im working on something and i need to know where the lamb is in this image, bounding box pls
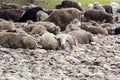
[39,31,60,50]
[39,31,80,51]
[68,30,93,44]
[56,33,79,51]
[80,23,108,35]
[29,24,47,35]
[36,11,49,21]
[84,9,113,23]
[30,21,60,34]
[65,19,81,33]
[98,23,114,35]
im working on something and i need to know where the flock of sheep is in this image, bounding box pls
[0,0,120,52]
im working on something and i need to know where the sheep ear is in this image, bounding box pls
[51,27,56,31]
[80,24,85,29]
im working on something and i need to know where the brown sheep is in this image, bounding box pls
[36,11,49,21]
[68,30,93,44]
[65,19,81,33]
[32,21,60,34]
[103,5,113,15]
[82,20,99,26]
[0,19,15,30]
[0,32,37,49]
[0,9,24,21]
[61,0,82,11]
[98,23,114,35]
[80,23,108,35]
[65,24,80,33]
[22,35,38,49]
[84,9,113,23]
[70,18,81,26]
[39,31,60,50]
[98,23,112,28]
[45,8,81,31]
[29,24,47,35]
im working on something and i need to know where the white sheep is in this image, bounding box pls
[36,11,49,21]
[39,31,60,50]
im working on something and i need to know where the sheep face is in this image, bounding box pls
[56,34,78,50]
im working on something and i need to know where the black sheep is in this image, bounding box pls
[103,5,113,15]
[55,0,82,11]
[18,7,43,22]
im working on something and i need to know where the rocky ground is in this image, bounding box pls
[0,33,119,80]
[0,5,120,80]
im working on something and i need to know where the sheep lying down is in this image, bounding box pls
[0,32,37,49]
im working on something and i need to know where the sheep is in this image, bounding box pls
[82,20,99,26]
[22,4,36,10]
[0,9,24,22]
[70,18,81,27]
[43,9,56,15]
[18,7,43,22]
[14,21,31,32]
[31,21,60,34]
[65,19,81,33]
[22,35,38,49]
[61,0,83,11]
[0,19,15,30]
[84,9,113,23]
[103,5,113,15]
[39,31,60,50]
[98,23,114,35]
[45,8,81,31]
[36,11,49,21]
[68,30,93,44]
[56,33,79,52]
[80,23,108,35]
[29,24,47,35]
[6,28,28,35]
[93,2,105,12]
[0,32,37,49]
